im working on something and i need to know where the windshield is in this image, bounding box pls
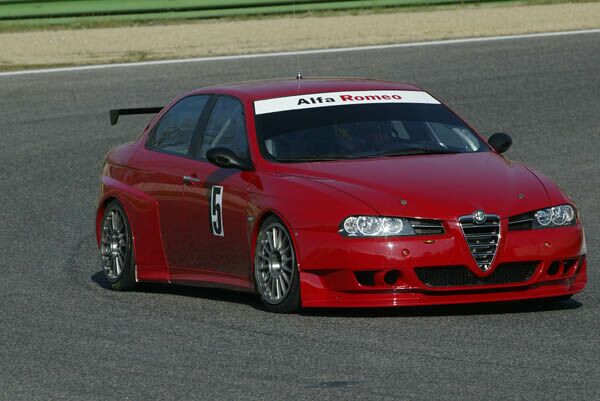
[255,103,488,162]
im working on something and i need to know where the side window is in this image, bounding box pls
[199,96,249,160]
[150,95,209,156]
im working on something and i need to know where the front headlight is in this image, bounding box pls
[341,216,416,237]
[533,204,576,228]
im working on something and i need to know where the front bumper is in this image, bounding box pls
[294,222,587,308]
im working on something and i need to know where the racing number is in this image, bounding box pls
[210,186,224,236]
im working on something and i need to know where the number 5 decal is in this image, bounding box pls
[210,186,224,236]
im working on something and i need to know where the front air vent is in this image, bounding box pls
[415,262,538,287]
[508,212,534,231]
[408,219,445,235]
[459,214,500,271]
[563,258,578,274]
[354,271,376,286]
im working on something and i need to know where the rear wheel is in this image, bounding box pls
[254,216,300,313]
[100,201,136,291]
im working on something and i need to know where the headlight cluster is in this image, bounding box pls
[341,216,416,237]
[533,205,576,228]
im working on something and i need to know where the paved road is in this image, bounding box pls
[1,32,599,401]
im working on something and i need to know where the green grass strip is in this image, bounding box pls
[0,0,496,20]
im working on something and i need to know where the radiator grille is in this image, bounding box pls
[408,219,445,235]
[415,263,538,287]
[459,214,500,271]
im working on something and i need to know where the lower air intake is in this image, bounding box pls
[415,262,538,287]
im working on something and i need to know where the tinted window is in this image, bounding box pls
[199,96,249,160]
[151,95,209,155]
[255,104,487,162]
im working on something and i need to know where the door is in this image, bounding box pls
[134,95,211,267]
[182,95,253,276]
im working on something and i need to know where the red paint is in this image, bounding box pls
[340,94,401,101]
[97,78,586,308]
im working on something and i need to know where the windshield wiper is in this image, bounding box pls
[275,154,368,162]
[376,146,460,157]
[274,147,460,162]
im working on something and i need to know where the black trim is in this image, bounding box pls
[189,95,218,159]
[109,107,163,125]
[415,262,539,287]
[408,218,446,235]
[508,211,534,231]
[193,95,251,163]
[206,147,254,171]
[145,124,159,150]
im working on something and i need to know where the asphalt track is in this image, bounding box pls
[1,32,599,400]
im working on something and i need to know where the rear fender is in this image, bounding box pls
[97,176,169,283]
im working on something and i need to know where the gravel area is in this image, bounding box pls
[1,2,600,71]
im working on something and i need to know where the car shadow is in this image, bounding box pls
[91,271,263,309]
[299,298,582,318]
[92,271,581,316]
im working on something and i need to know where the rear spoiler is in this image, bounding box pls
[109,107,163,125]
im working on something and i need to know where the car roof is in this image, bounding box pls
[189,78,424,101]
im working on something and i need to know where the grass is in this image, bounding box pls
[0,0,589,33]
[0,62,76,71]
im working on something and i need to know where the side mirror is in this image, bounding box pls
[206,147,253,171]
[488,132,512,153]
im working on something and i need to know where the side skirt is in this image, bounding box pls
[170,267,254,292]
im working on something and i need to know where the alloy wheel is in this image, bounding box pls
[101,209,130,282]
[255,222,296,304]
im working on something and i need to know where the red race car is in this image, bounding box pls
[97,78,586,313]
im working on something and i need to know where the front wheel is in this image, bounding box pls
[100,200,136,291]
[254,216,300,313]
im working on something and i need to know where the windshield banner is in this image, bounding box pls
[254,90,440,115]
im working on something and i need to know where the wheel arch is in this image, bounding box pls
[251,208,302,312]
[97,176,170,283]
[250,209,303,275]
[96,195,125,247]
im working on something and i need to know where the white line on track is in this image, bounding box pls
[1,28,600,77]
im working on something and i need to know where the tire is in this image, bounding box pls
[99,200,136,291]
[254,215,300,313]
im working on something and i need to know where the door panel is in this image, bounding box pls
[183,165,252,275]
[129,95,211,267]
[132,152,201,267]
[181,95,253,276]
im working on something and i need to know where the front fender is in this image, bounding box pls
[247,173,378,274]
[525,167,575,207]
[249,173,377,232]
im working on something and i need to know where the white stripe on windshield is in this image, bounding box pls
[254,90,440,115]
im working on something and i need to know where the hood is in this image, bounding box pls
[277,152,551,221]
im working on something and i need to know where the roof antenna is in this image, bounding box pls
[293,2,302,83]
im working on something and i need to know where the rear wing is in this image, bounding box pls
[109,107,163,125]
